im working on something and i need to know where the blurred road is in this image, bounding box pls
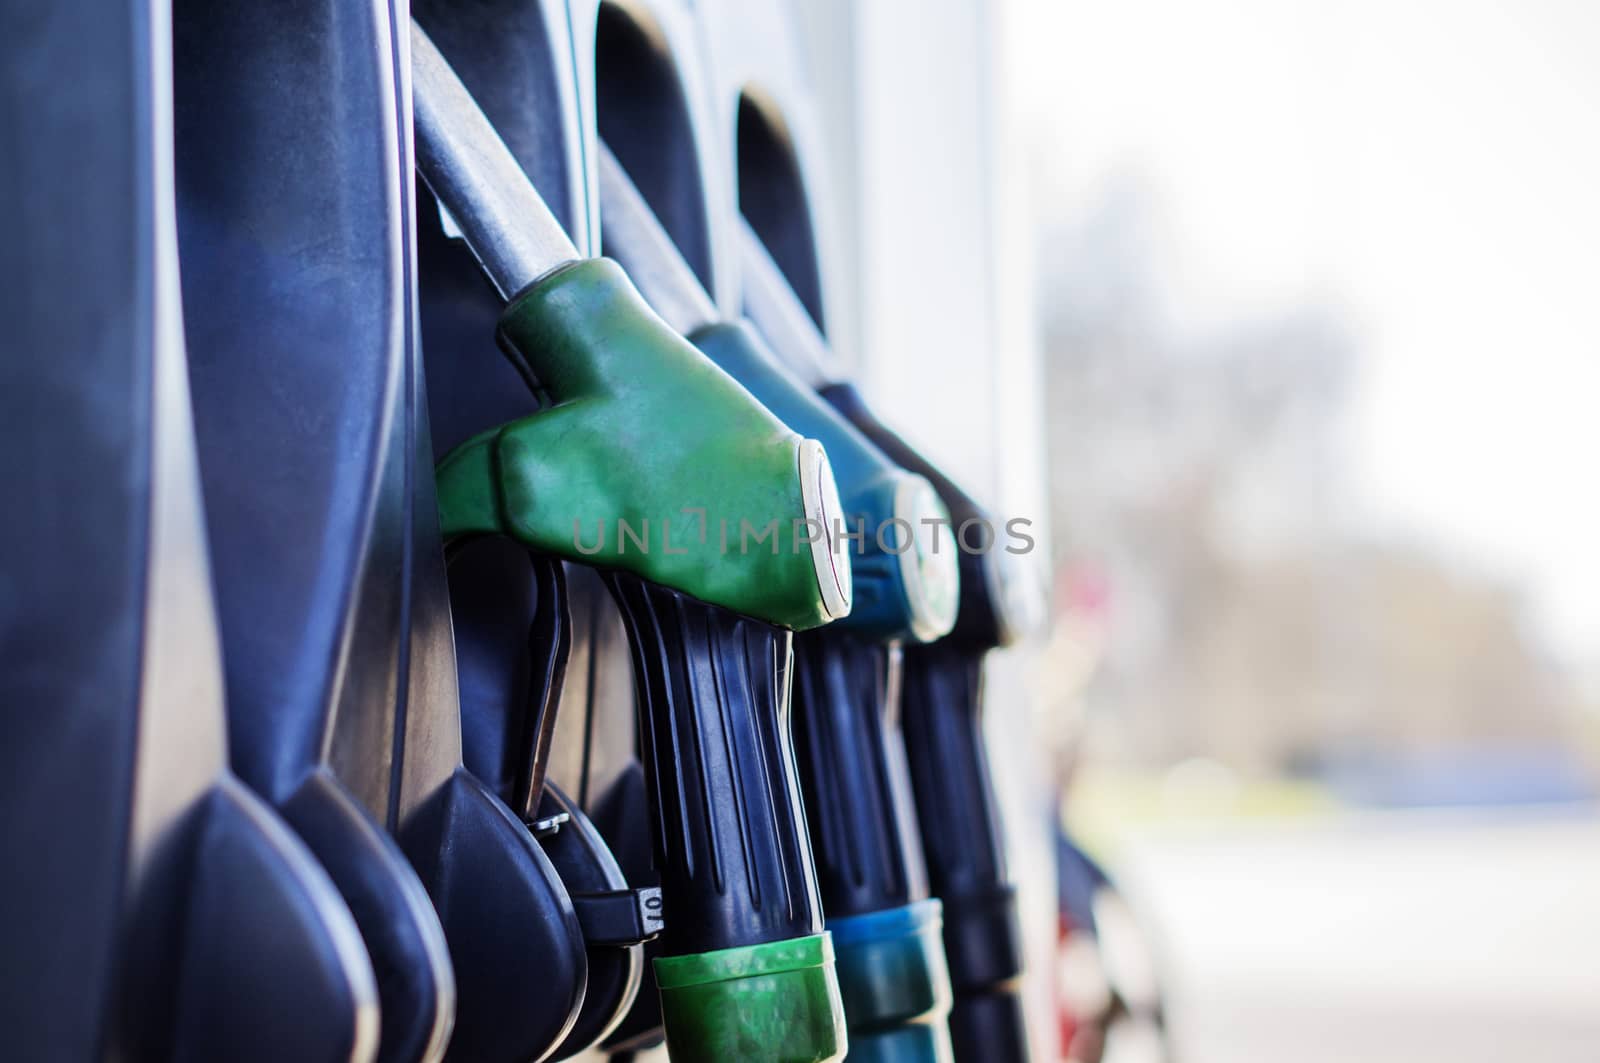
[1113,808,1600,1063]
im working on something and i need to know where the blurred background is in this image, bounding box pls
[1019,1,1600,1060]
[748,1,1600,1057]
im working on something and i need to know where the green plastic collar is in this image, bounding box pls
[654,933,847,1062]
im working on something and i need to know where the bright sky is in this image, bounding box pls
[1019,0,1600,663]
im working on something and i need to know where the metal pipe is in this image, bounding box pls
[736,216,843,387]
[409,20,575,299]
[595,141,718,336]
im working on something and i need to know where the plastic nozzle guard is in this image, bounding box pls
[692,322,958,645]
[434,258,851,631]
[654,934,846,1062]
[828,901,955,1063]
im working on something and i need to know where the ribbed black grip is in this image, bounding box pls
[603,572,823,955]
[901,649,1004,896]
[901,644,1028,1060]
[791,630,928,917]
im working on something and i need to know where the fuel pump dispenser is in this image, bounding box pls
[741,222,1041,1063]
[0,7,1051,1063]
[410,23,850,1060]
[597,142,963,1062]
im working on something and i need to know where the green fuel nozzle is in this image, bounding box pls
[411,23,849,632]
[411,26,850,1059]
[432,256,850,632]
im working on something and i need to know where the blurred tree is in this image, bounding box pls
[1037,170,1590,780]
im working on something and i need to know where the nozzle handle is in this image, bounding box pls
[602,572,848,1058]
[900,645,1029,1061]
[790,632,927,917]
[604,572,823,953]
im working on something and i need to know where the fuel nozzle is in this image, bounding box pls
[412,23,848,633]
[742,219,1044,1062]
[599,141,963,1061]
[412,26,850,1059]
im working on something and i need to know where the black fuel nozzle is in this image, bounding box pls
[742,219,1044,1062]
[818,384,1035,1062]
